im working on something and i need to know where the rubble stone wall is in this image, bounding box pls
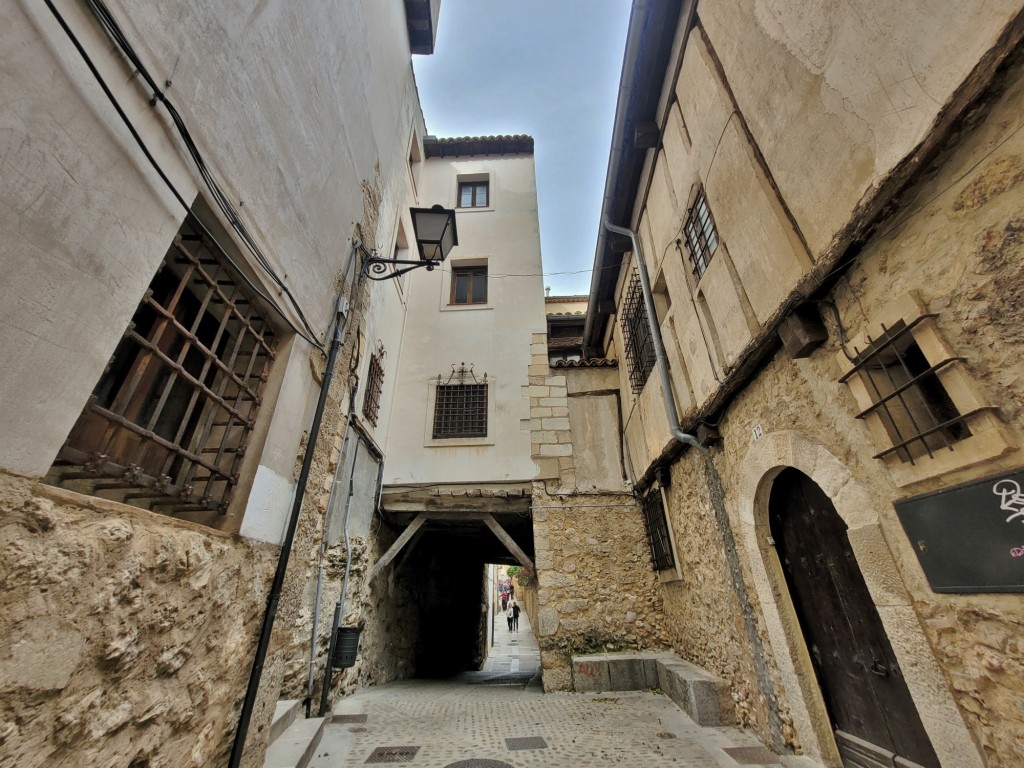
[531,487,672,692]
[0,473,278,768]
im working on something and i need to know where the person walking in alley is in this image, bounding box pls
[511,600,520,632]
[506,601,514,632]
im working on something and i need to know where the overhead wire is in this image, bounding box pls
[71,0,327,346]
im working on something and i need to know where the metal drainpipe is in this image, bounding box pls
[318,435,361,716]
[228,285,351,768]
[604,220,706,456]
[304,389,357,716]
[602,219,786,748]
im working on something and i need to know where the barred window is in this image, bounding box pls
[642,490,675,571]
[362,348,385,427]
[683,188,719,279]
[433,384,488,438]
[45,216,276,522]
[619,271,656,393]
[840,316,978,464]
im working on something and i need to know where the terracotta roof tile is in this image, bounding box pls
[423,135,534,158]
[552,358,618,368]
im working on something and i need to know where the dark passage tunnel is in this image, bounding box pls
[376,509,534,679]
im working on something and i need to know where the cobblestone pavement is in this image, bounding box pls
[310,610,812,768]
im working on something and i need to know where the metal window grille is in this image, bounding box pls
[433,384,488,438]
[683,189,719,279]
[642,490,675,571]
[838,316,988,464]
[458,181,489,207]
[362,347,385,426]
[619,271,657,393]
[45,217,276,519]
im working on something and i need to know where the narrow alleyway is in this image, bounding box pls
[307,611,813,767]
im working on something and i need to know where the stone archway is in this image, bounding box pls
[735,430,981,768]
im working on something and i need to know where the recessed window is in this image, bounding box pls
[432,383,488,438]
[362,345,385,427]
[458,180,489,208]
[45,216,277,522]
[683,188,719,279]
[451,265,487,305]
[619,271,656,393]
[840,317,976,464]
[642,490,675,571]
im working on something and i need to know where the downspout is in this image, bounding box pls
[304,385,357,716]
[603,220,705,457]
[318,434,361,716]
[603,220,786,749]
[229,251,356,768]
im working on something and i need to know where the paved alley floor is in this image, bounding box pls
[309,610,808,768]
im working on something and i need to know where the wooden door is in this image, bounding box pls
[769,469,939,768]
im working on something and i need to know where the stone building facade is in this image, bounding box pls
[562,1,1024,767]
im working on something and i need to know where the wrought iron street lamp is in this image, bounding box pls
[361,204,458,280]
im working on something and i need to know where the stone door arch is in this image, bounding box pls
[736,430,981,767]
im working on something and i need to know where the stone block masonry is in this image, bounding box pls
[524,333,576,490]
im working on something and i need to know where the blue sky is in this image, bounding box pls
[413,1,632,296]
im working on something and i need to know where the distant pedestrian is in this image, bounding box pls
[511,601,520,632]
[506,601,514,632]
[501,594,508,611]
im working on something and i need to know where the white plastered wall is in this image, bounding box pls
[386,151,546,486]
[1,0,425,542]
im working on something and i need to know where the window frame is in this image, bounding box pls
[457,180,489,208]
[450,264,488,305]
[44,215,279,527]
[837,293,1010,486]
[683,188,719,280]
[362,346,385,427]
[641,487,676,572]
[619,270,657,394]
[431,382,489,439]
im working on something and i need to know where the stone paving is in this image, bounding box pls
[309,609,814,768]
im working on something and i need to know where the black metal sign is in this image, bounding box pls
[894,469,1024,593]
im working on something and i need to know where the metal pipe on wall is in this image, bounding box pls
[603,220,706,457]
[318,435,361,716]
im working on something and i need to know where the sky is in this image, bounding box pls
[412,1,632,297]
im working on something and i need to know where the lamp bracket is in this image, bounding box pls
[361,254,437,281]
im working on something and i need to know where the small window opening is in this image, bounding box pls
[841,318,971,464]
[458,180,489,208]
[619,271,656,393]
[451,265,487,305]
[433,383,488,439]
[642,490,675,571]
[362,343,386,427]
[683,188,719,279]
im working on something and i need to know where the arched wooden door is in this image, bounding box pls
[769,468,939,768]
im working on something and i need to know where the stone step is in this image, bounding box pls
[269,699,302,747]
[571,651,735,727]
[263,715,326,768]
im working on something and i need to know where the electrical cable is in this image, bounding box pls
[41,0,324,348]
[79,0,327,345]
